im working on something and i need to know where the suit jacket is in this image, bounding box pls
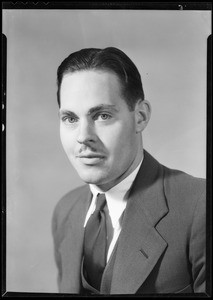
[52,151,206,294]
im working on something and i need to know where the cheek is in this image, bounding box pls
[101,122,136,157]
[60,127,75,154]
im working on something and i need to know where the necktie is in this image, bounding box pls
[83,193,111,290]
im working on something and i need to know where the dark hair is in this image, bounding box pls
[57,47,145,110]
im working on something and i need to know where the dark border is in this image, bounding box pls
[1,34,7,298]
[1,2,212,10]
[1,3,212,298]
[206,34,212,297]
[0,291,211,298]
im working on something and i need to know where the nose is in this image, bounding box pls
[77,119,97,144]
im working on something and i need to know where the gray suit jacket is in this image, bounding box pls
[52,151,206,294]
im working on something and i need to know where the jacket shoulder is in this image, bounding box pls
[163,166,206,207]
[164,166,205,190]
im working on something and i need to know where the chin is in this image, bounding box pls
[77,169,107,185]
[81,177,104,186]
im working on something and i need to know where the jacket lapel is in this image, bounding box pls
[109,151,169,294]
[59,185,91,293]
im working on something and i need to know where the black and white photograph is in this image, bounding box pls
[2,3,211,296]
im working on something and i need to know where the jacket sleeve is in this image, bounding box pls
[189,187,206,293]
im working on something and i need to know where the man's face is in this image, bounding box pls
[59,70,142,191]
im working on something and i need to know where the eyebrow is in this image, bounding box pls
[59,104,119,117]
[87,104,118,115]
[58,110,77,118]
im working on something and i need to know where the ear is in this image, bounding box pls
[134,99,151,133]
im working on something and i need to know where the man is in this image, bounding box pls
[52,47,206,294]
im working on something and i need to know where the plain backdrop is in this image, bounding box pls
[3,9,210,293]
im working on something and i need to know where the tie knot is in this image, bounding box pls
[95,193,106,212]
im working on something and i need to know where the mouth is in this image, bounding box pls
[76,154,105,165]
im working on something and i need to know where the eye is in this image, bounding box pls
[62,116,78,124]
[96,113,112,121]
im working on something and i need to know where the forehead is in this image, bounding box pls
[60,70,124,110]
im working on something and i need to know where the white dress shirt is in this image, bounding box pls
[84,157,143,262]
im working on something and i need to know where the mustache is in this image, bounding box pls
[77,145,106,156]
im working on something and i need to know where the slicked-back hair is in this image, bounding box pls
[57,47,145,110]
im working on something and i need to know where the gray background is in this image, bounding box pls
[3,9,210,293]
